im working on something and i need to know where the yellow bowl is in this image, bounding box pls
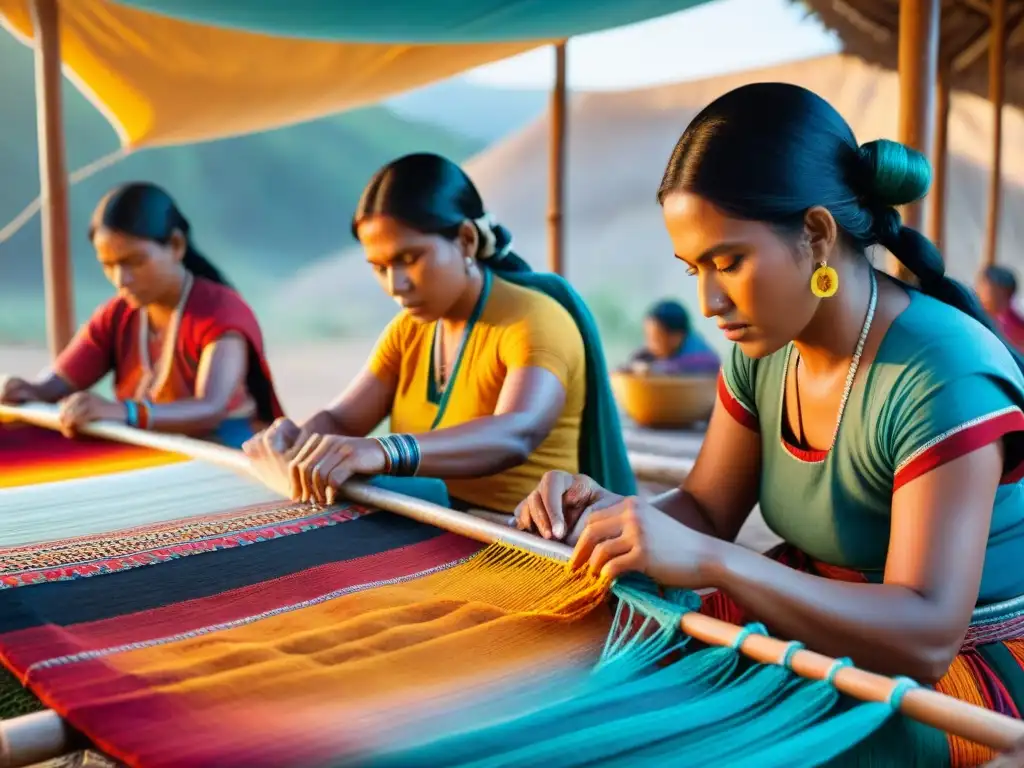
[611,370,718,429]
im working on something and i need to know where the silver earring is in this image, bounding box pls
[464,257,473,274]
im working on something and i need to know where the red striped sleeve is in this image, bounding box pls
[893,407,1024,492]
[53,299,125,391]
[717,372,759,433]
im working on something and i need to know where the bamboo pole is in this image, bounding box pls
[927,60,951,255]
[0,711,74,768]
[3,404,1024,762]
[547,41,567,276]
[627,451,693,487]
[28,0,74,359]
[983,0,1007,267]
[892,0,940,280]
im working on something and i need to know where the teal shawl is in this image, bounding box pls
[494,263,637,497]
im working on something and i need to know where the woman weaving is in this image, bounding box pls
[0,183,283,448]
[244,153,634,515]
[518,84,1024,763]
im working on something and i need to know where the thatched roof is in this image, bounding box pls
[797,0,1024,108]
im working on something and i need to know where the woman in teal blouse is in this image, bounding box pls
[515,83,1024,765]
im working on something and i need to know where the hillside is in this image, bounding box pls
[388,79,549,144]
[0,31,481,342]
[277,54,1024,360]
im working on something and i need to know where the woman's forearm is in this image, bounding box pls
[35,374,74,403]
[142,399,231,436]
[704,542,962,683]
[407,414,538,478]
[300,409,350,436]
[652,488,722,538]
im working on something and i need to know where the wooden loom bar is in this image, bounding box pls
[892,0,940,281]
[983,0,1007,267]
[28,0,75,359]
[0,710,72,768]
[547,40,567,276]
[3,404,1024,762]
[627,451,693,487]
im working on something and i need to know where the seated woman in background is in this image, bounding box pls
[625,298,719,375]
[0,182,283,448]
[517,83,1024,762]
[976,265,1024,353]
[244,152,634,517]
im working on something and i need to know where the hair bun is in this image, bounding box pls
[857,139,931,208]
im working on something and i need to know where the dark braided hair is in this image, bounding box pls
[657,82,1024,374]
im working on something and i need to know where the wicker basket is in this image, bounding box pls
[611,370,718,429]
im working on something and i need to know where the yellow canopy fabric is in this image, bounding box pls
[0,0,546,148]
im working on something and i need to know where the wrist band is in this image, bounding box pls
[373,434,421,477]
[137,400,152,431]
[124,400,139,428]
[125,400,153,430]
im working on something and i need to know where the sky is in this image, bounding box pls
[465,0,841,91]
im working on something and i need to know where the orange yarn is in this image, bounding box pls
[935,656,998,766]
[106,544,613,750]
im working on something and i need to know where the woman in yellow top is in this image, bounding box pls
[244,152,634,515]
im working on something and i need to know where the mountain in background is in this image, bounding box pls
[388,79,549,144]
[282,54,1024,357]
[0,32,485,341]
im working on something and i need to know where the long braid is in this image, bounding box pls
[860,142,1024,376]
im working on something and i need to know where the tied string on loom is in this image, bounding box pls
[358,578,933,768]
[2,404,1024,768]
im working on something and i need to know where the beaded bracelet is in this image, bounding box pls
[373,434,422,477]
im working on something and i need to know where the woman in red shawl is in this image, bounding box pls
[0,183,283,448]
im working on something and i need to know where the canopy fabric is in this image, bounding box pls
[106,0,708,43]
[0,0,545,148]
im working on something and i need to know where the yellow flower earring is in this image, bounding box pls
[811,261,839,298]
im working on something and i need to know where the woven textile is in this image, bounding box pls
[0,424,371,722]
[1,424,1020,767]
[0,419,183,489]
[0,425,609,767]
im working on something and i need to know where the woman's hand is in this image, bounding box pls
[288,434,388,505]
[569,495,722,585]
[243,417,308,459]
[512,471,626,542]
[0,376,40,405]
[57,392,127,437]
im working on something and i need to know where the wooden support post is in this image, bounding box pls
[927,60,950,255]
[30,0,74,359]
[983,0,1007,267]
[893,0,940,280]
[547,41,567,276]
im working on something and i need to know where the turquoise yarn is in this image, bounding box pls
[781,640,805,668]
[888,676,919,709]
[356,580,921,768]
[826,657,853,684]
[731,622,768,649]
